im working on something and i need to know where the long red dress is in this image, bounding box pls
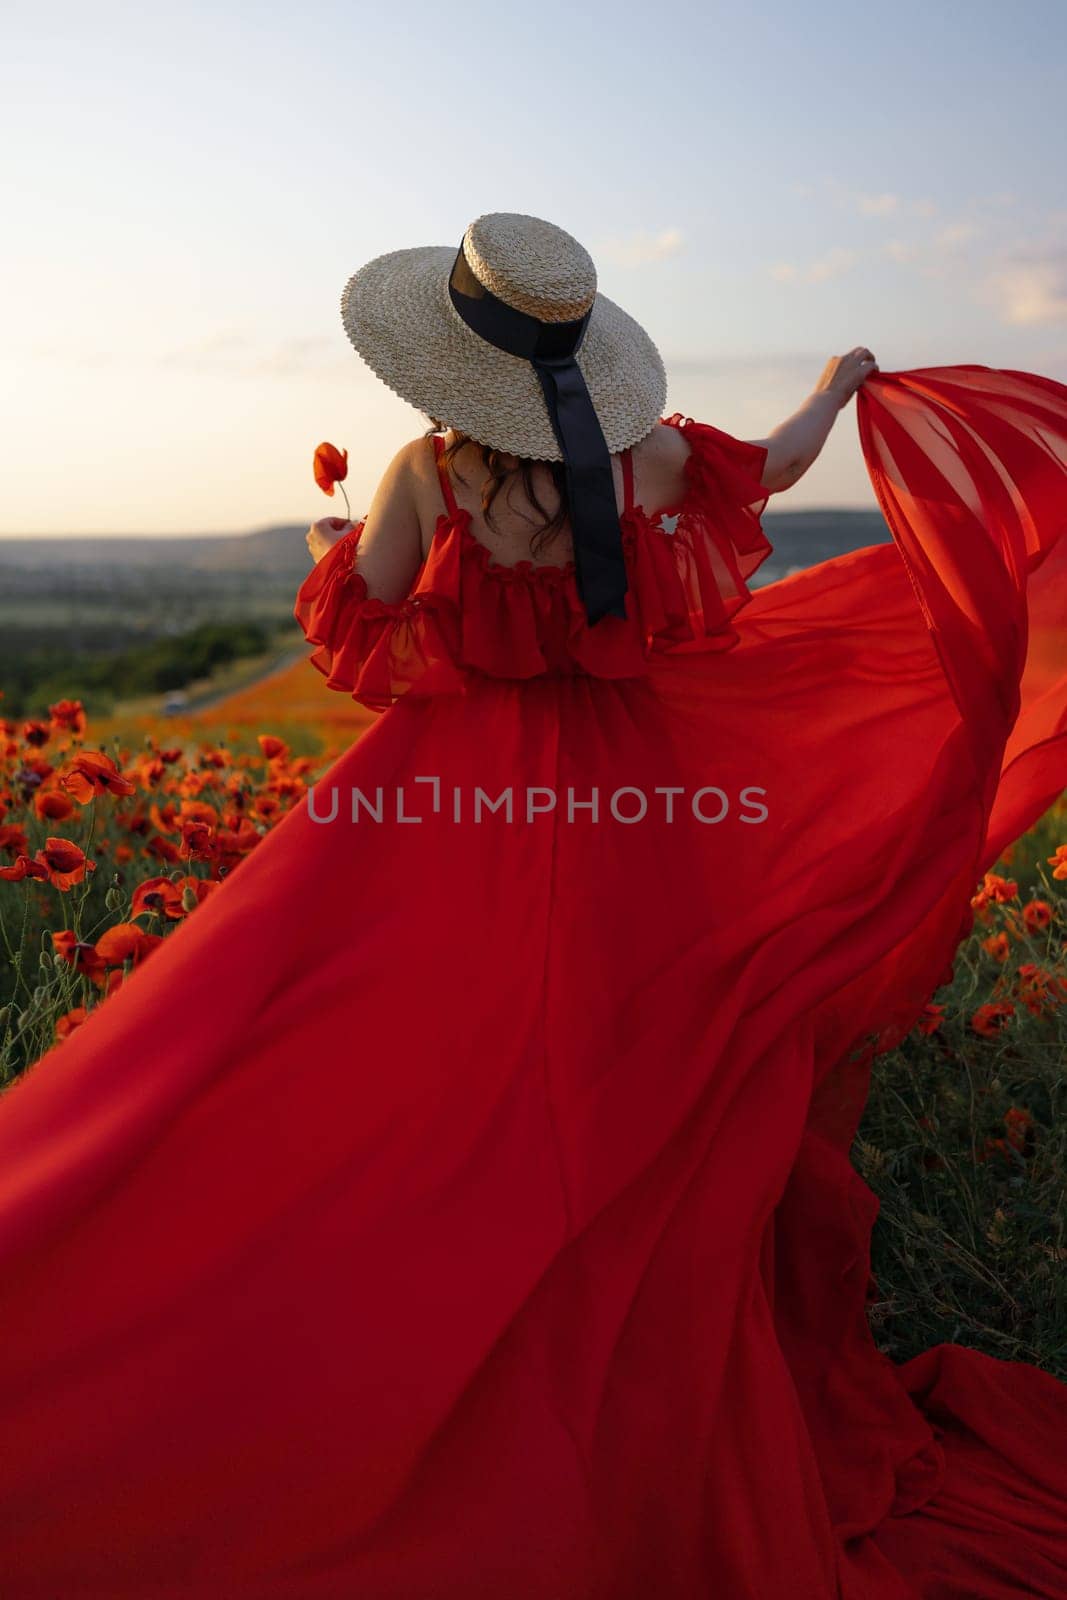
[0,367,1065,1599]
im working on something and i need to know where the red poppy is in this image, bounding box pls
[981,872,1018,904]
[258,735,289,762]
[130,876,184,919]
[178,820,216,861]
[60,751,137,803]
[34,788,75,821]
[55,1006,89,1040]
[37,837,96,889]
[0,853,49,883]
[1048,844,1067,881]
[977,1137,1013,1165]
[21,720,51,747]
[313,441,348,495]
[0,823,29,859]
[970,1001,1015,1037]
[130,874,211,920]
[94,923,153,967]
[1003,1107,1035,1153]
[52,930,107,978]
[916,1002,944,1035]
[48,699,87,737]
[1022,900,1053,933]
[145,835,182,863]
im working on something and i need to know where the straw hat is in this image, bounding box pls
[339,212,668,462]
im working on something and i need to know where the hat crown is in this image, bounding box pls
[463,212,597,325]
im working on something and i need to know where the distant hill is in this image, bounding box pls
[0,524,311,579]
[0,509,891,583]
[753,508,891,586]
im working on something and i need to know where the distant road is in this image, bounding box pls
[183,643,310,717]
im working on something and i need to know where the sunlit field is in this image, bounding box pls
[1,678,1065,1378]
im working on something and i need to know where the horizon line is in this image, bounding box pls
[0,505,885,541]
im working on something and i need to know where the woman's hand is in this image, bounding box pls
[305,516,353,564]
[814,348,879,411]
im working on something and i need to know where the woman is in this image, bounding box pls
[0,211,1064,1599]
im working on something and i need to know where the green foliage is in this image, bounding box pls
[2,620,274,717]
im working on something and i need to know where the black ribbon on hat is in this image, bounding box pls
[447,243,628,625]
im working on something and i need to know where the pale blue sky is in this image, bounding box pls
[3,0,1065,535]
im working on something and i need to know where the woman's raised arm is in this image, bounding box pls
[748,348,879,492]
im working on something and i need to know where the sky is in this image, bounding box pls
[2,0,1066,537]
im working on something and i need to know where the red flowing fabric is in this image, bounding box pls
[0,369,1065,1598]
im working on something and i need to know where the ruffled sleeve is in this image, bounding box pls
[628,414,777,655]
[293,520,466,713]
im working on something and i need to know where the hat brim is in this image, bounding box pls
[340,244,668,461]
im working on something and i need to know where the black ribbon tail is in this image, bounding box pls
[532,355,629,625]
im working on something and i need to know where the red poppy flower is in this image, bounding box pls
[34,788,75,821]
[55,1006,89,1040]
[37,836,96,889]
[0,823,29,858]
[1021,900,1053,932]
[0,853,49,883]
[21,720,51,747]
[144,835,182,863]
[48,699,87,736]
[178,820,216,861]
[258,735,289,762]
[313,442,348,495]
[60,751,137,803]
[93,923,149,967]
[970,1001,1016,1037]
[131,875,199,920]
[52,930,107,977]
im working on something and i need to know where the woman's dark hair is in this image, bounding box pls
[422,416,570,560]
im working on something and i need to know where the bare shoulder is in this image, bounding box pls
[386,434,436,479]
[630,417,691,469]
[626,418,691,509]
[377,434,438,506]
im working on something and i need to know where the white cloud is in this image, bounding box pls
[936,222,981,248]
[882,239,919,263]
[597,228,685,267]
[984,256,1067,326]
[806,247,860,282]
[767,246,860,285]
[857,192,899,216]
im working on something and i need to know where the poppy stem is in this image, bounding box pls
[338,483,351,520]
